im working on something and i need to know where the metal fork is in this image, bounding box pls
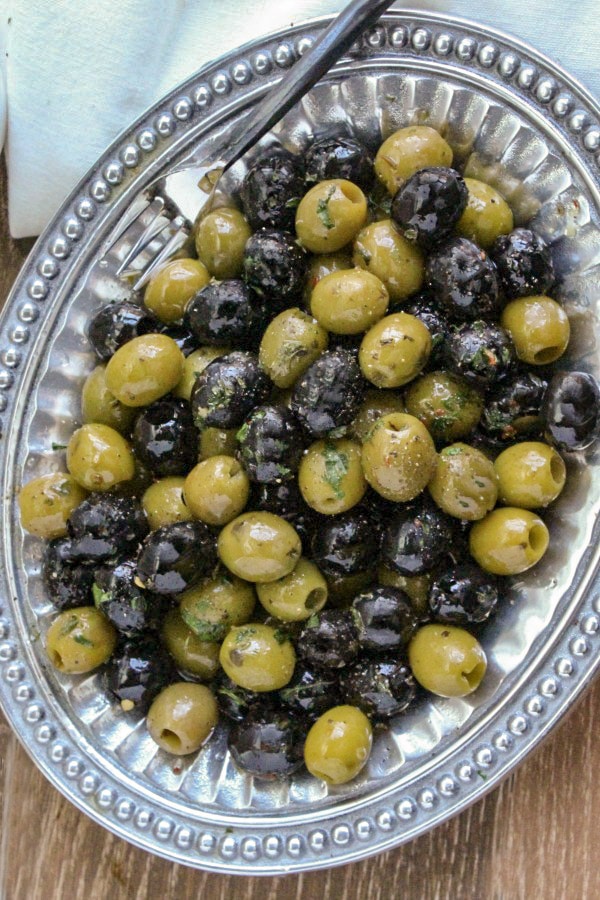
[104,0,395,290]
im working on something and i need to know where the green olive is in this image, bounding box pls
[456,178,514,248]
[161,608,221,681]
[298,438,366,515]
[174,346,229,400]
[218,512,302,582]
[404,371,484,442]
[374,126,453,195]
[219,623,296,691]
[144,258,210,323]
[353,219,425,303]
[194,207,252,279]
[377,567,430,619]
[304,250,354,306]
[428,443,498,521]
[66,423,135,491]
[198,427,238,461]
[359,312,431,388]
[352,389,406,443]
[469,507,549,575]
[19,472,87,539]
[183,455,250,526]
[296,179,368,253]
[256,557,328,622]
[408,624,487,698]
[304,705,372,784]
[494,441,566,508]
[142,477,192,529]
[258,307,329,389]
[80,365,137,433]
[105,333,184,407]
[45,607,117,674]
[179,573,256,643]
[310,269,389,335]
[361,413,437,502]
[501,295,570,365]
[147,682,218,755]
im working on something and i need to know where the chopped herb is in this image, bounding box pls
[316,185,337,230]
[273,628,289,645]
[322,442,349,500]
[92,583,111,609]
[59,614,79,637]
[51,442,68,451]
[285,196,301,210]
[236,421,249,443]
[73,634,94,647]
[444,446,463,456]
[53,480,72,496]
[327,425,347,441]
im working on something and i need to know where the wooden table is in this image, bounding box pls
[1,164,600,900]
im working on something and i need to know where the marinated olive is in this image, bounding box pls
[408,624,487,697]
[132,398,198,477]
[305,135,374,192]
[403,292,448,365]
[429,563,499,625]
[218,511,302,583]
[194,207,252,279]
[198,426,239,461]
[250,479,316,547]
[81,365,137,434]
[19,472,87,539]
[160,321,198,356]
[482,372,547,444]
[311,508,379,577]
[456,178,514,249]
[374,126,453,196]
[295,179,368,253]
[298,438,367,515]
[310,269,389,335]
[428,443,498,520]
[147,682,218,754]
[291,349,366,438]
[173,346,229,400]
[236,405,303,483]
[66,424,135,491]
[191,351,271,430]
[404,371,484,443]
[444,321,515,387]
[67,493,148,563]
[183,456,250,526]
[256,557,327,621]
[105,333,184,407]
[304,704,372,784]
[243,229,307,309]
[144,258,210,323]
[279,664,341,720]
[352,389,405,443]
[469,507,549,575]
[542,370,600,451]
[361,413,437,502]
[296,609,360,668]
[179,573,256,643]
[213,671,256,721]
[228,704,306,779]
[352,585,418,653]
[46,607,117,674]
[359,312,431,388]
[104,634,175,711]
[136,520,218,594]
[88,300,159,361]
[501,295,570,365]
[341,658,417,720]
[219,623,296,691]
[353,219,425,303]
[142,477,191,529]
[390,166,468,248]
[161,608,221,681]
[184,279,262,348]
[42,539,95,610]
[490,227,555,299]
[258,306,329,389]
[93,559,164,637]
[380,500,454,575]
[426,237,501,322]
[240,148,305,231]
[303,250,353,304]
[494,441,566,508]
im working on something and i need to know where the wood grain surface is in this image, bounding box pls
[1,163,599,900]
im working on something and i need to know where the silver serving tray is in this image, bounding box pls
[1,10,600,874]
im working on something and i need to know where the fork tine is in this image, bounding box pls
[131,217,191,291]
[102,196,153,257]
[115,201,172,275]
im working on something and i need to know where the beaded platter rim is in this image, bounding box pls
[1,9,600,873]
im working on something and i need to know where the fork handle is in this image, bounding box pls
[221,0,395,173]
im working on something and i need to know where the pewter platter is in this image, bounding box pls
[1,10,600,873]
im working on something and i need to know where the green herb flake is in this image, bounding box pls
[73,634,94,647]
[316,186,337,231]
[443,446,463,457]
[273,628,289,645]
[51,442,68,451]
[236,421,250,443]
[59,614,79,637]
[92,583,111,609]
[321,442,349,500]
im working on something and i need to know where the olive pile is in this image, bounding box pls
[19,125,599,786]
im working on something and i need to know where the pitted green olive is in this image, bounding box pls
[105,333,184,407]
[218,512,302,582]
[296,179,368,253]
[298,438,367,515]
[428,443,498,520]
[256,557,328,622]
[142,477,192,529]
[46,607,117,674]
[310,269,389,335]
[304,705,372,784]
[361,413,437,502]
[184,456,250,526]
[147,682,218,754]
[259,307,329,389]
[469,507,549,575]
[66,424,135,491]
[501,295,570,365]
[374,126,453,195]
[359,312,431,388]
[494,441,566,508]
[161,608,221,681]
[81,365,136,433]
[19,472,87,539]
[179,573,256,643]
[408,624,487,698]
[144,258,210,323]
[353,219,424,303]
[194,207,252,279]
[456,178,514,248]
[219,623,296,691]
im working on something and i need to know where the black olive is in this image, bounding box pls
[542,370,600,451]
[444,321,516,387]
[236,404,304,482]
[104,635,175,712]
[479,371,547,443]
[380,501,455,575]
[67,494,149,563]
[279,664,341,720]
[42,538,95,610]
[136,521,217,594]
[296,609,360,668]
[429,562,499,626]
[403,291,449,364]
[426,237,501,321]
[213,671,259,722]
[311,508,380,578]
[93,559,166,637]
[250,480,316,546]
[183,279,263,348]
[291,349,366,438]
[490,227,555,299]
[352,586,418,653]
[228,704,306,779]
[391,166,468,249]
[240,148,306,231]
[243,230,307,312]
[132,398,198,477]
[305,135,374,192]
[159,322,198,356]
[191,351,271,430]
[341,658,417,720]
[88,300,160,361]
